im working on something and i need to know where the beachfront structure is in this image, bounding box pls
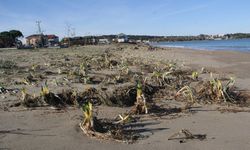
[117,33,128,43]
[26,34,47,48]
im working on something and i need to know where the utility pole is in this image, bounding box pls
[71,28,76,37]
[36,21,44,47]
[66,24,71,38]
[36,21,42,34]
[66,24,71,47]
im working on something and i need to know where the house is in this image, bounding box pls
[46,34,59,47]
[98,38,110,44]
[26,34,59,48]
[26,34,47,48]
[117,33,128,43]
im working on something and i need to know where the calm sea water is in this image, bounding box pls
[151,39,250,52]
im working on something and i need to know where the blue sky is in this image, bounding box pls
[1,0,250,38]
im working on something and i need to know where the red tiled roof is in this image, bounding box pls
[47,35,58,39]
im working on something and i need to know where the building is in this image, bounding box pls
[26,34,47,48]
[60,36,97,46]
[98,38,110,44]
[47,34,59,47]
[117,33,128,43]
[26,34,59,48]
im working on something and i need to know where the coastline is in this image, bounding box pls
[150,39,250,52]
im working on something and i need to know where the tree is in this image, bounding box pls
[9,30,23,40]
[0,30,23,48]
[0,31,11,38]
[0,31,12,47]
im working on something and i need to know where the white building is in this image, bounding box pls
[117,33,128,43]
[98,39,110,44]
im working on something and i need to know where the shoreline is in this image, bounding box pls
[154,44,250,53]
[150,38,250,53]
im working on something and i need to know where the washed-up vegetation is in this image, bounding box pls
[1,44,249,143]
[168,129,207,143]
[0,59,17,69]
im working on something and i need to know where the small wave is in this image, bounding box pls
[151,40,250,52]
[158,45,185,48]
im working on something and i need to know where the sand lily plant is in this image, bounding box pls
[133,82,148,114]
[81,102,94,130]
[176,86,195,104]
[192,71,199,80]
[209,77,236,103]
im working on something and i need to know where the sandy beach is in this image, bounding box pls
[1,43,250,150]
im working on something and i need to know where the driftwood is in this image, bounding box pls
[168,129,206,142]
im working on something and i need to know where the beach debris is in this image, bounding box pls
[79,102,142,143]
[151,71,172,86]
[201,67,205,73]
[192,71,199,80]
[79,87,104,106]
[0,87,7,94]
[19,82,78,108]
[20,88,43,107]
[40,83,77,108]
[176,86,195,104]
[0,86,19,94]
[78,62,88,76]
[168,129,206,143]
[114,114,133,124]
[152,70,164,86]
[2,43,249,145]
[168,62,177,72]
[196,76,238,104]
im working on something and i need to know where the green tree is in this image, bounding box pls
[9,30,23,40]
[0,31,11,38]
[0,30,23,48]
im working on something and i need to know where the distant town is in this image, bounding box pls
[1,26,250,49]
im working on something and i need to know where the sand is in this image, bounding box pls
[0,44,250,150]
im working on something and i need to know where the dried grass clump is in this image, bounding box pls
[175,76,245,105]
[79,102,142,143]
[20,88,44,107]
[20,83,79,108]
[196,77,239,104]
[175,86,195,104]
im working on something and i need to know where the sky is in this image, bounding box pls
[1,0,250,38]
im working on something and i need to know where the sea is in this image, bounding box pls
[151,39,250,52]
